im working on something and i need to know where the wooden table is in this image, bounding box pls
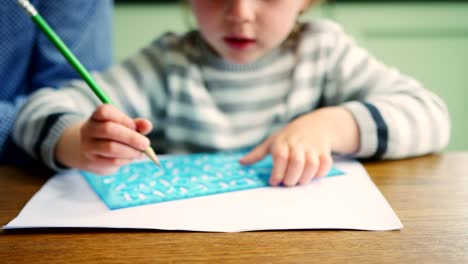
[1,153,467,263]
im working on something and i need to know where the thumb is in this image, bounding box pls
[239,137,272,165]
[134,118,153,135]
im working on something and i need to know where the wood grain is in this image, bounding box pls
[1,153,467,263]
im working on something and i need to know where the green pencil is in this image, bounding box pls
[17,0,161,167]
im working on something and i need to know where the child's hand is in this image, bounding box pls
[239,107,360,187]
[56,104,153,175]
[240,115,333,187]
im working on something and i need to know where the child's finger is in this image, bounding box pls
[298,151,320,185]
[282,146,306,187]
[87,121,150,151]
[91,104,136,130]
[239,137,271,165]
[269,144,289,186]
[315,155,333,178]
[134,118,153,135]
[87,139,145,160]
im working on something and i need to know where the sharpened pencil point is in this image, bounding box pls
[143,147,161,168]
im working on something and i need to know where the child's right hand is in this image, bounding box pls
[56,104,152,175]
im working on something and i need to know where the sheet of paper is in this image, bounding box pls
[4,158,403,232]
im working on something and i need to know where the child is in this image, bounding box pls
[13,0,450,187]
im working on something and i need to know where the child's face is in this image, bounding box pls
[190,0,310,64]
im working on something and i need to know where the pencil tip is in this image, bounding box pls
[143,147,161,168]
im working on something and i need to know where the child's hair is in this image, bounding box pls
[302,0,326,14]
[180,0,194,31]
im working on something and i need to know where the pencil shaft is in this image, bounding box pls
[31,14,113,104]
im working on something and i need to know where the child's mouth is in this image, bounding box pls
[223,36,256,50]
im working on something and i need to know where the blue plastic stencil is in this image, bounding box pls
[81,151,345,210]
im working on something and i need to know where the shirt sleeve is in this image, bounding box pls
[0,98,25,160]
[323,23,450,159]
[31,0,113,89]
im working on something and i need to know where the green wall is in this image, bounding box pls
[114,3,468,151]
[114,4,187,61]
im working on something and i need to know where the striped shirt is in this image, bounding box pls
[13,19,450,171]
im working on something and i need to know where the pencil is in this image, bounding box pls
[17,0,161,167]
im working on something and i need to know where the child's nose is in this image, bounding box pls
[225,0,255,23]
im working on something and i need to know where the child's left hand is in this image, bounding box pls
[239,107,359,187]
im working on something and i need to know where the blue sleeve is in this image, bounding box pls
[0,97,28,162]
[31,0,113,89]
[0,101,20,150]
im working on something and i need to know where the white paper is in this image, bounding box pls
[4,159,402,232]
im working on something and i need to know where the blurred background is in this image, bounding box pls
[113,0,468,152]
